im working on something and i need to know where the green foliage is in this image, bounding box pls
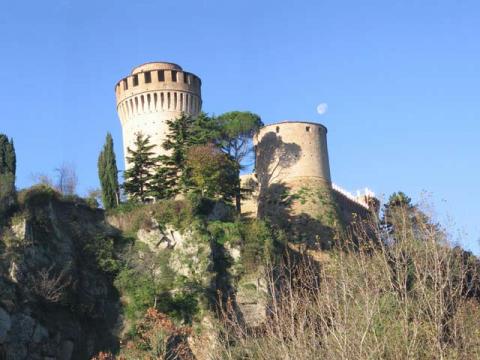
[17,184,59,208]
[207,221,242,245]
[155,113,219,199]
[216,111,263,166]
[84,234,122,274]
[0,134,17,223]
[114,242,201,324]
[123,133,158,202]
[382,191,437,241]
[0,134,16,176]
[185,144,238,201]
[239,219,278,272]
[216,111,263,211]
[98,133,120,210]
[151,200,196,231]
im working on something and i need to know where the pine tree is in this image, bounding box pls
[157,114,196,196]
[217,111,263,212]
[98,133,120,210]
[123,133,157,202]
[154,113,221,198]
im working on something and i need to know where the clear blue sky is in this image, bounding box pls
[1,0,479,252]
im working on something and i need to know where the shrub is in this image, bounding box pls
[17,184,59,208]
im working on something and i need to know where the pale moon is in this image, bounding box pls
[317,103,328,115]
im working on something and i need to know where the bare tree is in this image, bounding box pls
[55,162,78,195]
[31,265,71,303]
[30,172,54,187]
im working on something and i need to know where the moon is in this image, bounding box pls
[317,103,328,115]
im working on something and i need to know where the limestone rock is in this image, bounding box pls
[137,222,183,253]
[32,323,48,343]
[0,307,11,343]
[57,340,74,360]
[9,314,35,343]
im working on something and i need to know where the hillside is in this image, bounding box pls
[1,185,480,359]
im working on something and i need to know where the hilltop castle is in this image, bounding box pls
[115,62,377,246]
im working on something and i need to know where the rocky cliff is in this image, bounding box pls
[0,187,122,359]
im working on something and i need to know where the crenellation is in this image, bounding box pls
[115,62,202,168]
[115,62,377,246]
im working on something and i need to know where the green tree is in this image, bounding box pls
[0,134,16,175]
[98,133,120,209]
[185,144,237,200]
[0,134,16,222]
[155,113,218,197]
[124,133,157,202]
[382,191,437,242]
[217,111,263,211]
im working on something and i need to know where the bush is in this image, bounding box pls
[83,235,122,275]
[17,184,59,208]
[239,219,279,273]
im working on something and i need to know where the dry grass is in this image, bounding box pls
[215,206,480,360]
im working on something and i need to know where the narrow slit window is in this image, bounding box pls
[276,126,280,133]
[133,75,139,86]
[183,73,189,84]
[144,71,151,83]
[123,79,128,90]
[171,71,177,82]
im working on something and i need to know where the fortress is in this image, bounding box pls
[115,62,202,161]
[115,62,377,246]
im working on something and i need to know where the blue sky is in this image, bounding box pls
[1,0,479,252]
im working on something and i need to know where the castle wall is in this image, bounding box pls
[115,62,202,168]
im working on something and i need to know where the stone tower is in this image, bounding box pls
[254,121,331,189]
[251,121,342,247]
[115,62,202,168]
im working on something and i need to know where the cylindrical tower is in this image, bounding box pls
[115,62,202,168]
[254,121,331,188]
[254,121,341,248]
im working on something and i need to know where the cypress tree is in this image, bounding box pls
[0,135,15,175]
[123,133,157,202]
[0,134,16,223]
[98,133,120,210]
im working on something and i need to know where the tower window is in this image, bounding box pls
[171,71,177,82]
[144,71,151,83]
[123,79,128,90]
[183,73,189,84]
[158,70,165,81]
[306,126,310,132]
[133,74,139,86]
[276,126,280,133]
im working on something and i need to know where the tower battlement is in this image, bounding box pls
[115,62,202,168]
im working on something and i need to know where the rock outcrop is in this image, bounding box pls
[0,194,121,359]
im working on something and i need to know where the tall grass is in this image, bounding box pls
[216,205,480,359]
